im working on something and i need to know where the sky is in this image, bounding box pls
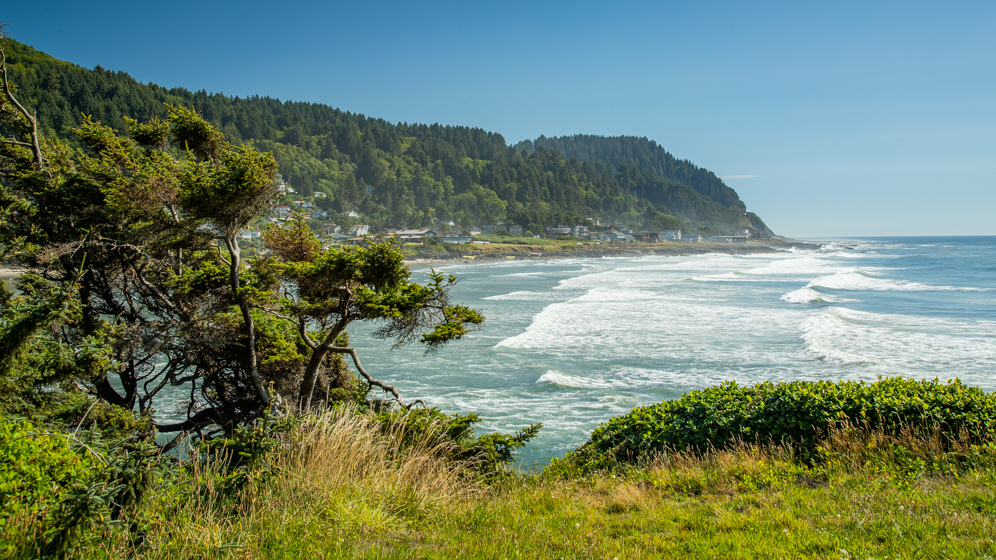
[3,0,995,236]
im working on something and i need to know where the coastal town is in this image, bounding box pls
[238,174,766,251]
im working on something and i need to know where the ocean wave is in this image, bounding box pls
[808,268,990,292]
[535,370,628,389]
[780,287,830,304]
[483,290,556,301]
[800,307,996,369]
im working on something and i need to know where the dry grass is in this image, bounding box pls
[45,418,996,559]
[88,408,478,559]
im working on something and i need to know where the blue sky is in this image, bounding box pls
[4,1,994,236]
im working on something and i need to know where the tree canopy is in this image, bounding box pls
[1,38,765,235]
[0,48,483,444]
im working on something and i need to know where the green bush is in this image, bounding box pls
[374,407,540,477]
[0,419,91,526]
[553,378,996,474]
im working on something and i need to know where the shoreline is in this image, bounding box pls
[404,238,822,266]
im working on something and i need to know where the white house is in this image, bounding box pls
[347,224,370,236]
[662,230,682,241]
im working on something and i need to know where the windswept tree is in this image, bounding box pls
[0,47,483,442]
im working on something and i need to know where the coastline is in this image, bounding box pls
[404,238,821,266]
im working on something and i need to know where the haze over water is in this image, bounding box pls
[347,237,996,466]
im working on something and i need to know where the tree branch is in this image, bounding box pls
[327,346,423,410]
[0,50,47,174]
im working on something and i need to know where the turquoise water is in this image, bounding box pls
[347,237,996,467]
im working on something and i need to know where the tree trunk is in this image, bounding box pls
[225,234,268,406]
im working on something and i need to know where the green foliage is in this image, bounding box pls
[517,134,747,213]
[372,407,540,477]
[1,38,763,233]
[555,378,996,474]
[0,419,91,529]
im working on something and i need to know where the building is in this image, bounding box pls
[508,225,523,236]
[274,205,292,219]
[707,235,747,243]
[239,229,262,241]
[662,230,682,241]
[547,226,573,239]
[347,224,370,236]
[683,234,702,243]
[606,231,635,243]
[572,225,589,238]
[482,225,498,235]
[469,227,482,236]
[343,210,359,218]
[325,233,350,245]
[441,236,472,244]
[393,228,432,243]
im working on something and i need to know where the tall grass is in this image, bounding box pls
[83,408,477,559]
[27,416,996,558]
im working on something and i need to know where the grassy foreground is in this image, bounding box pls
[10,410,994,559]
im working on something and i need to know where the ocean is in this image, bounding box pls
[346,237,996,467]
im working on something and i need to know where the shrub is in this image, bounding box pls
[372,407,541,477]
[0,419,91,529]
[552,378,996,474]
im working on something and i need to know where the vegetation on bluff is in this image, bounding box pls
[2,31,993,559]
[552,378,996,475]
[1,38,760,234]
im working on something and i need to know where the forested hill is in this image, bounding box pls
[2,38,767,234]
[514,135,745,213]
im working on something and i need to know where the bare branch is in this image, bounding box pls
[328,346,423,409]
[0,50,47,174]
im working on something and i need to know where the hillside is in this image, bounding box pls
[1,38,768,235]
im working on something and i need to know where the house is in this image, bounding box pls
[274,205,292,219]
[469,227,482,236]
[707,235,747,243]
[606,232,635,243]
[441,236,472,244]
[344,237,367,246]
[482,225,498,235]
[572,225,589,238]
[393,228,432,243]
[239,229,262,241]
[662,230,682,241]
[546,226,573,239]
[633,232,652,243]
[343,210,359,218]
[347,224,369,236]
[294,200,316,209]
[683,234,702,243]
[508,225,523,235]
[325,233,350,245]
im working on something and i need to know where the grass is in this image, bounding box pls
[41,412,996,559]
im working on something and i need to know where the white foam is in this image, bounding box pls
[801,307,996,371]
[781,287,831,304]
[483,291,557,301]
[809,268,989,292]
[536,371,629,389]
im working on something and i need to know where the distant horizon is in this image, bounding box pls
[3,0,994,237]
